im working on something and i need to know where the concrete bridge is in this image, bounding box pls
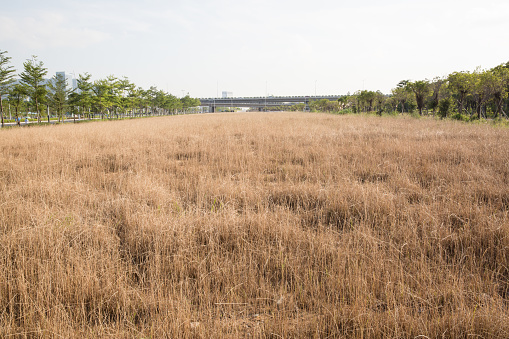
[198,95,343,112]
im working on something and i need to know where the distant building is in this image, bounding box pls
[222,91,233,98]
[56,71,78,91]
[4,71,78,99]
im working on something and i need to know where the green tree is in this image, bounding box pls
[397,80,410,88]
[309,99,328,112]
[438,97,452,119]
[108,76,121,118]
[117,77,136,118]
[8,84,28,125]
[154,89,168,115]
[290,103,305,111]
[181,94,200,112]
[138,88,151,116]
[92,76,117,119]
[391,86,413,113]
[76,73,94,119]
[448,71,473,115]
[427,77,445,116]
[164,92,182,114]
[348,92,360,113]
[325,100,340,113]
[0,50,16,127]
[337,96,348,110]
[407,80,430,115]
[47,73,71,122]
[489,67,509,118]
[145,86,158,115]
[128,87,143,117]
[20,56,48,123]
[68,91,80,121]
[470,69,490,119]
[357,90,376,112]
[374,91,386,115]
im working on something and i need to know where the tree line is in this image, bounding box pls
[3,50,508,124]
[295,61,509,120]
[0,51,201,127]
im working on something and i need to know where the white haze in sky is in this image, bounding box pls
[1,0,508,98]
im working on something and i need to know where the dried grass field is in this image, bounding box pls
[1,112,509,338]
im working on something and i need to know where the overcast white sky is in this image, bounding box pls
[1,0,508,98]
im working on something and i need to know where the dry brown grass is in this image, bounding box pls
[1,112,509,338]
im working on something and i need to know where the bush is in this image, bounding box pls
[438,98,451,118]
[451,112,470,122]
[335,108,353,115]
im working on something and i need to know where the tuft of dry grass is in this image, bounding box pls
[1,112,509,338]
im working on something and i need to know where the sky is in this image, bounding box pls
[1,0,508,98]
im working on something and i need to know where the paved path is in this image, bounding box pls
[1,118,96,128]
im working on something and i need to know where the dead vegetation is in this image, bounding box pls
[1,112,509,338]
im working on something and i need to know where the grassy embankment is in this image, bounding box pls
[1,112,508,338]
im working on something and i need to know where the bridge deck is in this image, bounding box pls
[199,95,343,108]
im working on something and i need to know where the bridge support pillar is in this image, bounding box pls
[304,100,310,112]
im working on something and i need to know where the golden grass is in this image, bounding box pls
[1,112,509,338]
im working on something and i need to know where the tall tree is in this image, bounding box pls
[375,91,386,115]
[47,73,71,122]
[337,96,348,110]
[448,71,472,116]
[76,73,93,119]
[92,76,117,119]
[117,77,135,118]
[0,50,16,127]
[471,69,490,119]
[391,86,412,113]
[181,94,200,112]
[147,86,158,115]
[67,91,80,121]
[349,91,360,113]
[164,92,182,114]
[20,56,48,123]
[427,77,444,116]
[153,89,167,115]
[8,84,28,125]
[358,90,376,112]
[407,80,430,115]
[138,88,151,116]
[438,97,452,119]
[127,86,142,117]
[490,67,509,118]
[106,76,121,119]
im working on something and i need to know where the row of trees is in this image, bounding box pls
[307,61,509,120]
[3,50,508,124]
[0,51,201,127]
[258,98,346,113]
